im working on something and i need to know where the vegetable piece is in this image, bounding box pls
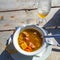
[25,48,31,52]
[22,31,29,37]
[25,46,32,52]
[20,41,27,49]
[33,32,37,35]
[29,42,35,48]
[25,37,29,42]
[19,40,24,44]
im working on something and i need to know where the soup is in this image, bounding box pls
[18,29,43,52]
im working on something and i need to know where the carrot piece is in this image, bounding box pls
[25,48,31,52]
[25,46,32,52]
[27,46,32,50]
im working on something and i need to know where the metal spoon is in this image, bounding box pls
[44,34,60,38]
[43,34,60,47]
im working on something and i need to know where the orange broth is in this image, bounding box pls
[18,29,43,52]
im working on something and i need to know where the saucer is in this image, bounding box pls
[6,35,52,60]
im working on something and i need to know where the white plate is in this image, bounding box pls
[7,35,52,60]
[32,45,52,60]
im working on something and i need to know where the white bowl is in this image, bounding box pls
[13,25,48,56]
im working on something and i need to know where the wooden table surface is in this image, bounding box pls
[0,0,60,60]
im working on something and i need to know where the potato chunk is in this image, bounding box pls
[20,42,27,49]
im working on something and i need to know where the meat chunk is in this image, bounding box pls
[29,42,35,48]
[22,31,29,37]
[25,37,29,42]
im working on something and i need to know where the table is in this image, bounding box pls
[0,0,60,60]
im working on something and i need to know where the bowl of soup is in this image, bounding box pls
[13,25,47,56]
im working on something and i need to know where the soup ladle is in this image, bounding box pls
[43,34,60,47]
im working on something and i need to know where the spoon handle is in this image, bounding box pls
[44,34,60,38]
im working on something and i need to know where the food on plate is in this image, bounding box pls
[18,28,43,52]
